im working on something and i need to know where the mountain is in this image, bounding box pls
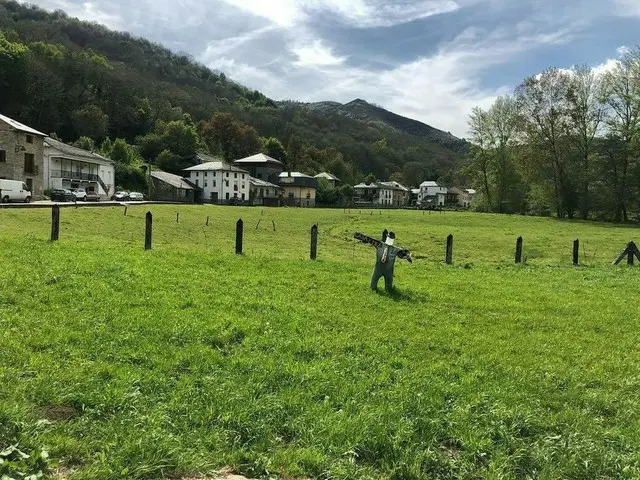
[305,98,468,154]
[0,0,468,185]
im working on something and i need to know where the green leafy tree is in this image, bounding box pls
[73,136,95,151]
[71,104,109,140]
[109,138,139,165]
[262,137,288,163]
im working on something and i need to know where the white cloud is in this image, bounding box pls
[613,0,640,18]
[219,0,460,28]
[292,40,346,66]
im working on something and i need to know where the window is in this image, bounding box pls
[204,182,208,187]
[242,174,245,179]
[226,172,229,178]
[225,180,229,187]
[260,188,264,197]
[241,193,245,201]
[204,172,208,177]
[288,192,294,198]
[195,179,199,186]
[234,193,238,198]
[234,173,237,178]
[233,184,238,191]
[213,172,216,177]
[24,153,35,174]
[306,192,311,199]
[0,150,6,162]
[242,183,245,189]
[196,172,199,177]
[26,135,33,144]
[226,192,230,200]
[213,181,216,187]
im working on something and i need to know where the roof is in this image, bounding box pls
[234,153,283,165]
[151,170,199,190]
[411,189,420,194]
[277,171,314,179]
[249,176,280,188]
[315,172,340,181]
[420,181,441,188]
[44,137,113,164]
[380,181,409,192]
[0,114,46,136]
[465,188,477,194]
[354,182,376,189]
[184,154,249,174]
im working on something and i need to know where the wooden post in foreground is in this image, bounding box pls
[573,239,579,266]
[51,205,60,241]
[310,224,318,260]
[613,241,640,265]
[206,216,209,226]
[235,218,243,255]
[445,234,454,265]
[145,212,152,250]
[124,205,128,216]
[176,212,179,223]
[515,236,523,264]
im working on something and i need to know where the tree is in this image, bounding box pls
[201,112,261,161]
[71,104,109,140]
[262,137,287,163]
[73,136,95,151]
[364,173,377,184]
[602,49,640,222]
[516,68,575,218]
[565,65,606,219]
[109,138,139,165]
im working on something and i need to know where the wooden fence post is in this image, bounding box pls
[573,239,579,266]
[629,241,636,266]
[255,219,261,230]
[50,205,59,241]
[272,220,276,232]
[310,224,318,260]
[235,218,243,255]
[515,236,523,264]
[145,211,152,250]
[206,216,209,226]
[124,205,128,216]
[176,212,179,223]
[445,234,453,264]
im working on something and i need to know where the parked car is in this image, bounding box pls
[71,188,87,201]
[111,191,129,201]
[228,197,244,206]
[128,192,144,201]
[0,179,31,203]
[85,191,101,202]
[50,189,76,202]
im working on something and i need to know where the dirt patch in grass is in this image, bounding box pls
[40,404,79,421]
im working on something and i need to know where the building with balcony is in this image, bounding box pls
[43,137,115,198]
[0,113,46,199]
[274,172,318,207]
[418,181,447,207]
[233,153,284,180]
[353,181,407,207]
[249,177,282,206]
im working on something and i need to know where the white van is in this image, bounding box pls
[0,179,32,203]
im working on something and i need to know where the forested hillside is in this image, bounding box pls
[0,0,467,188]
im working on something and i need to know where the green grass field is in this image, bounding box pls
[1,205,639,480]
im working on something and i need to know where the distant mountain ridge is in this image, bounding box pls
[304,99,468,153]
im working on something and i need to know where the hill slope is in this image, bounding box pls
[0,0,467,184]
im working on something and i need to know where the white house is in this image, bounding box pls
[43,137,115,198]
[249,177,281,206]
[419,181,447,207]
[353,182,397,206]
[184,154,250,204]
[379,181,409,207]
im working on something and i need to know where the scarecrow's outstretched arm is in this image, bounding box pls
[398,249,413,263]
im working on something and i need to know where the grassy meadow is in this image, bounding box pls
[1,205,639,480]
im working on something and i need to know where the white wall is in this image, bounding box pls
[44,153,115,196]
[189,169,250,202]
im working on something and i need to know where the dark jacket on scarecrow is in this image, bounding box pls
[370,231,410,292]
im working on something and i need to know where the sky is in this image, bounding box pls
[22,0,640,138]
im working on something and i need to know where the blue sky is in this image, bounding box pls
[23,0,640,137]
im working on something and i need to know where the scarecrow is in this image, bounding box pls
[354,229,412,292]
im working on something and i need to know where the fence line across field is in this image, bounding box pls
[43,206,638,266]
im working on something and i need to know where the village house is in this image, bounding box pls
[44,137,115,198]
[445,186,476,208]
[461,188,476,208]
[314,172,341,188]
[418,181,447,207]
[249,177,281,206]
[353,181,407,207]
[150,170,199,203]
[233,153,284,180]
[0,114,46,200]
[184,154,250,204]
[274,171,318,207]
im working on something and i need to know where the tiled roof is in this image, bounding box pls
[234,153,283,165]
[151,170,199,190]
[315,172,340,181]
[184,153,250,174]
[0,113,46,136]
[44,137,113,164]
[249,176,279,188]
